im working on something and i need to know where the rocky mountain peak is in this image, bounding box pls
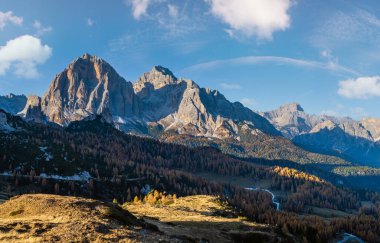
[279,102,304,113]
[41,54,138,125]
[134,65,178,94]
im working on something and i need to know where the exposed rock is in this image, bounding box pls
[19,95,47,123]
[0,93,27,115]
[16,54,278,139]
[362,118,380,142]
[133,65,178,95]
[263,103,380,166]
[41,53,139,125]
[261,103,324,138]
[134,67,280,138]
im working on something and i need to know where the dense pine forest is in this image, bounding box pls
[1,111,380,242]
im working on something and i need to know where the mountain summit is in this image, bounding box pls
[18,54,280,139]
[41,54,139,125]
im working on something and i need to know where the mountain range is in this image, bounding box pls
[1,53,380,167]
[262,103,380,166]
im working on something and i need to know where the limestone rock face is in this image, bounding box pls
[133,66,178,95]
[263,103,373,141]
[361,118,380,142]
[261,103,323,138]
[19,95,47,123]
[133,67,280,138]
[0,94,27,115]
[41,53,139,125]
[19,54,279,138]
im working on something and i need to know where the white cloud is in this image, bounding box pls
[0,35,52,79]
[206,0,292,39]
[87,18,94,27]
[241,98,257,108]
[183,55,359,75]
[125,0,151,20]
[338,76,380,99]
[0,11,23,30]
[168,4,179,18]
[220,82,240,89]
[33,20,52,37]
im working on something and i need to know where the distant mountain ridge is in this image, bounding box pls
[0,94,27,114]
[262,103,380,166]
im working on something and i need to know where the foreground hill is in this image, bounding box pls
[125,195,285,242]
[0,194,290,242]
[0,194,164,242]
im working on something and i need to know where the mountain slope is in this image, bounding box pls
[0,194,167,242]
[263,103,380,166]
[133,65,280,138]
[19,54,279,138]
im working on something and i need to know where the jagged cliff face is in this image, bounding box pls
[0,94,27,115]
[41,54,138,125]
[17,54,279,139]
[133,66,279,138]
[263,103,373,141]
[362,118,380,142]
[263,103,380,165]
[261,103,323,138]
[19,95,46,123]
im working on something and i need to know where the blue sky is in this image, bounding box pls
[1,0,380,119]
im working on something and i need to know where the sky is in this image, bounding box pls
[1,0,380,119]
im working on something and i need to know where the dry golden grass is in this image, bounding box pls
[0,194,170,242]
[124,195,280,242]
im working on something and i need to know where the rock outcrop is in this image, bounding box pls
[19,95,47,123]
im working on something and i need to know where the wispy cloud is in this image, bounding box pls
[33,20,52,37]
[168,4,179,18]
[87,18,94,27]
[311,9,380,49]
[182,55,360,76]
[0,11,23,30]
[220,82,240,89]
[125,0,151,20]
